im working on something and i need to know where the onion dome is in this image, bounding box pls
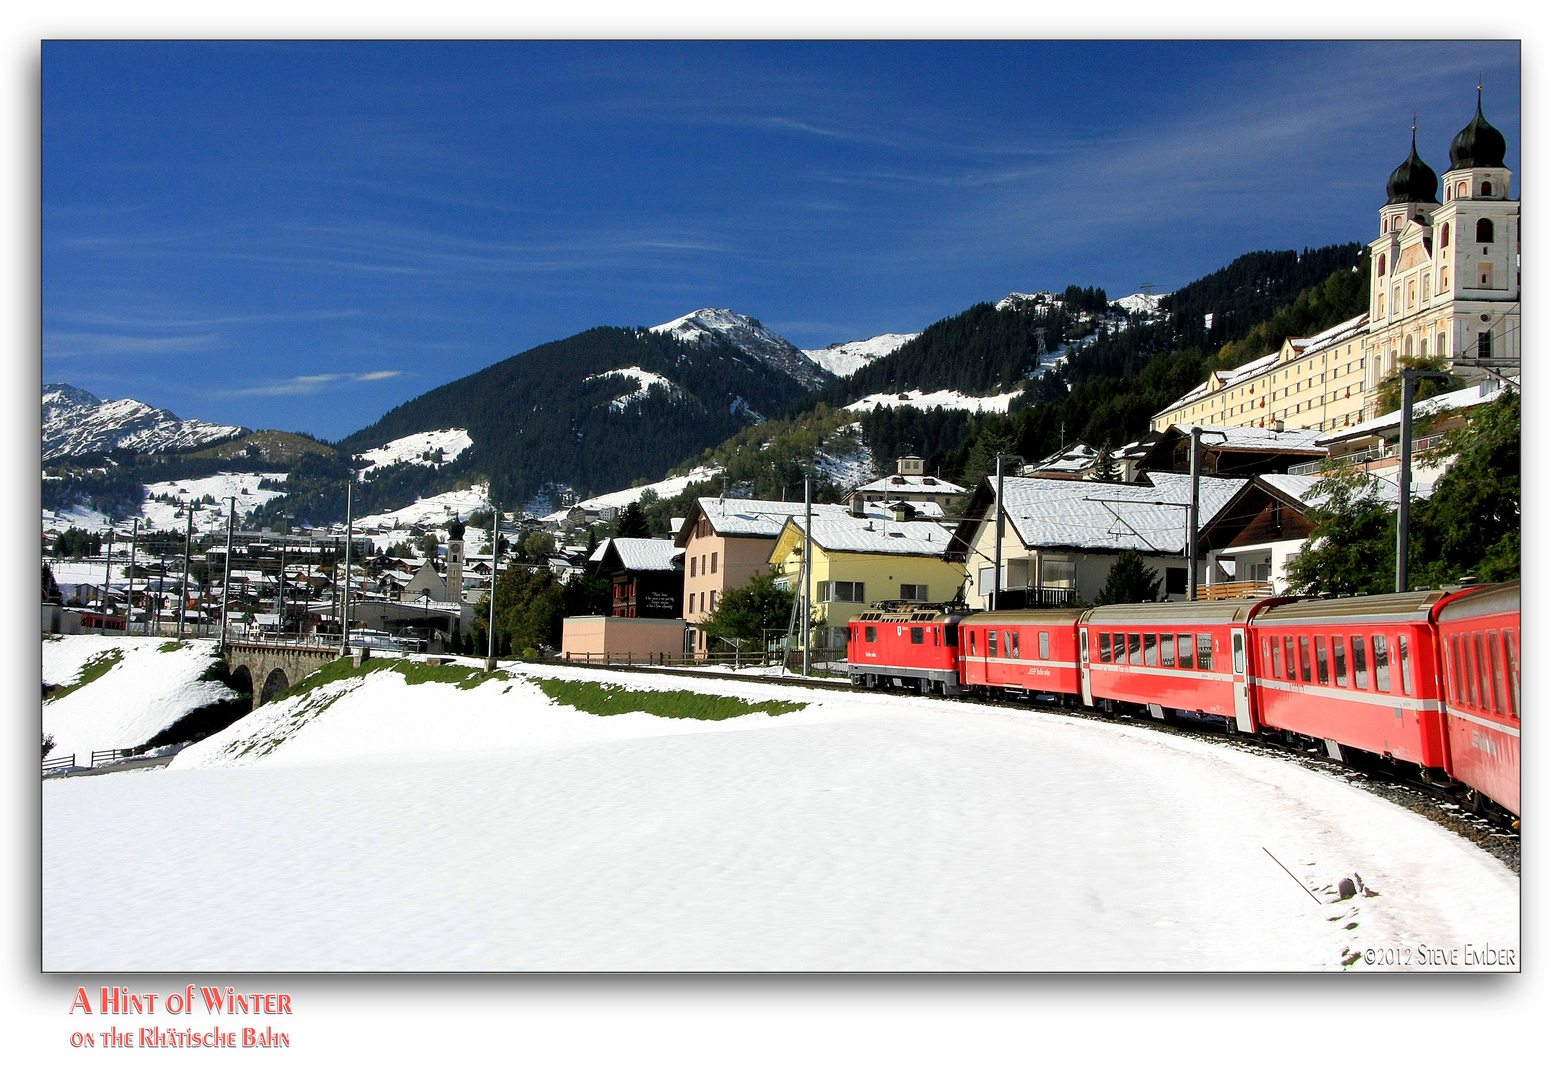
[1449,88,1507,169]
[1386,128,1438,204]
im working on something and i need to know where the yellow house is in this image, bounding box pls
[767,509,964,649]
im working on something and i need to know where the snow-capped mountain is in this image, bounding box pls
[803,332,920,378]
[1111,292,1169,316]
[650,308,831,391]
[42,384,246,462]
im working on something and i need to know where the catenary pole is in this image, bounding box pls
[992,454,1004,610]
[221,497,235,644]
[102,527,113,616]
[1397,369,1417,592]
[177,502,193,638]
[127,519,138,631]
[486,499,499,670]
[802,474,812,678]
[1188,426,1202,601]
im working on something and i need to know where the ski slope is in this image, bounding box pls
[43,662,1516,971]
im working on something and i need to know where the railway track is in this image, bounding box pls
[547,659,1520,874]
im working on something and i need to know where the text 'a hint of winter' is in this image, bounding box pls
[67,985,291,1050]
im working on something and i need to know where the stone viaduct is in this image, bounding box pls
[224,642,343,709]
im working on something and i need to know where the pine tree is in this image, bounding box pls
[1095,550,1162,605]
[615,499,651,539]
[1089,447,1118,482]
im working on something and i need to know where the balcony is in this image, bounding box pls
[994,586,1081,610]
[1195,581,1274,601]
[1287,432,1447,476]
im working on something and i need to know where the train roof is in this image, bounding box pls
[1253,590,1449,625]
[1082,598,1287,626]
[959,607,1087,627]
[1433,580,1519,623]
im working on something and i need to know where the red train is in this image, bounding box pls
[847,582,1520,825]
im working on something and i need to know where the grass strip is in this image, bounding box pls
[45,648,124,701]
[533,678,806,721]
[269,656,510,703]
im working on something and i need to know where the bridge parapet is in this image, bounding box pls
[224,641,345,709]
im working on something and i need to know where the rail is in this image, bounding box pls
[42,753,75,774]
[224,630,346,649]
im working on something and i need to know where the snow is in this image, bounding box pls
[354,428,472,478]
[1112,292,1169,316]
[41,635,237,764]
[586,367,679,412]
[803,333,919,378]
[573,465,723,512]
[351,483,490,531]
[139,472,289,531]
[649,308,829,390]
[43,661,1516,971]
[845,388,1023,415]
[42,383,244,461]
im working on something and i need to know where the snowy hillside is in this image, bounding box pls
[43,659,1517,970]
[140,472,289,530]
[650,308,831,391]
[355,428,473,478]
[845,388,1023,415]
[571,465,723,513]
[42,637,238,764]
[585,367,681,412]
[352,483,490,531]
[803,332,919,378]
[1112,292,1170,316]
[42,383,246,462]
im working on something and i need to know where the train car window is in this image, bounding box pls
[1446,640,1464,704]
[1373,635,1390,692]
[989,630,999,658]
[1160,634,1176,668]
[1112,633,1126,663]
[1351,636,1369,690]
[1332,636,1348,687]
[1298,636,1312,682]
[1271,637,1283,678]
[1232,633,1245,674]
[970,630,977,652]
[1284,637,1297,680]
[1461,635,1476,709]
[1503,629,1520,718]
[1473,634,1490,711]
[910,627,924,645]
[1037,631,1050,660]
[1099,634,1111,663]
[865,626,876,643]
[1197,633,1213,671]
[1315,638,1330,685]
[1127,633,1140,665]
[1398,635,1411,695]
[1486,631,1504,715]
[1178,633,1194,669]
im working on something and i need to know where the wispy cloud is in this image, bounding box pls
[216,371,402,398]
[43,332,219,359]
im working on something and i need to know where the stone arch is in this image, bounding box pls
[259,668,290,706]
[1476,217,1494,243]
[231,664,255,709]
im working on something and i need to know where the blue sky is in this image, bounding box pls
[42,40,1520,441]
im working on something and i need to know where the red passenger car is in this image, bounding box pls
[955,608,1084,703]
[1077,599,1289,731]
[846,605,962,694]
[1248,591,1458,770]
[1432,580,1520,820]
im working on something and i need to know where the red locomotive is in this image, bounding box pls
[845,582,1519,826]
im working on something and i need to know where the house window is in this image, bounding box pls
[710,551,718,575]
[689,592,695,614]
[900,584,928,601]
[1377,254,1385,276]
[1458,181,1468,198]
[1481,180,1492,196]
[709,589,718,611]
[1040,560,1077,590]
[1478,332,1493,358]
[1476,218,1494,243]
[818,581,865,603]
[1478,262,1492,287]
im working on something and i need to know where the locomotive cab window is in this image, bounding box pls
[910,627,924,645]
[865,627,876,643]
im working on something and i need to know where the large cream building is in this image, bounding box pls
[1154,91,1518,435]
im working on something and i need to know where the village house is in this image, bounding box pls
[847,455,968,511]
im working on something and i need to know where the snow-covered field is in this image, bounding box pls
[140,471,288,530]
[43,661,1516,971]
[42,635,236,764]
[845,388,1024,415]
[352,482,490,531]
[804,333,919,378]
[570,465,723,513]
[586,366,679,411]
[354,428,472,478]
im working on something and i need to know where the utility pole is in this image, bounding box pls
[344,483,354,640]
[486,498,499,671]
[221,497,235,645]
[1187,426,1202,601]
[802,474,812,678]
[177,503,193,638]
[101,527,113,616]
[992,454,1005,610]
[127,519,138,631]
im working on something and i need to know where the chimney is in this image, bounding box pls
[850,493,865,517]
[891,501,913,523]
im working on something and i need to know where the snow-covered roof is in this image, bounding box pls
[1168,424,1329,454]
[982,472,1246,555]
[686,497,851,541]
[1025,442,1100,474]
[780,514,956,557]
[1317,380,1510,444]
[599,538,681,573]
[1255,473,1323,505]
[1160,313,1372,416]
[852,473,968,497]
